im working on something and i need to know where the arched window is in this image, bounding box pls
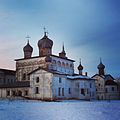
[66,63,69,68]
[36,77,39,83]
[52,60,56,64]
[22,73,26,80]
[70,64,73,68]
[35,87,39,94]
[62,62,65,67]
[57,61,61,66]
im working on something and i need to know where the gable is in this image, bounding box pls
[29,68,53,76]
[104,74,114,81]
[92,74,105,81]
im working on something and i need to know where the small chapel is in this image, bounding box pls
[0,31,96,100]
[92,59,119,100]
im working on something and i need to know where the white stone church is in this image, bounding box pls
[0,31,96,100]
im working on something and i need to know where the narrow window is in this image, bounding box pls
[90,83,92,88]
[22,73,26,80]
[81,89,85,95]
[7,79,9,83]
[68,88,71,94]
[87,89,89,94]
[7,90,10,96]
[112,87,114,91]
[58,87,61,96]
[105,88,108,92]
[28,75,30,80]
[59,77,62,83]
[25,90,28,96]
[36,77,39,83]
[62,88,64,96]
[11,79,13,83]
[35,87,39,94]
[70,64,73,68]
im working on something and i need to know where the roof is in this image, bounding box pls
[15,54,75,62]
[104,74,114,80]
[51,55,75,62]
[67,75,95,80]
[0,81,30,88]
[105,80,118,86]
[0,68,15,75]
[91,74,104,79]
[28,67,69,76]
[92,74,115,82]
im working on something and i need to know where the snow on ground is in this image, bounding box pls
[0,100,120,120]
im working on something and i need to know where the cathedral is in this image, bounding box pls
[0,31,96,100]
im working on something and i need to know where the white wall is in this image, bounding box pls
[52,75,73,99]
[30,69,53,100]
[51,56,74,75]
[105,85,119,100]
[73,80,96,100]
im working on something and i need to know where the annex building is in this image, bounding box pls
[92,59,120,100]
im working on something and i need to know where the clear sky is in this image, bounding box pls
[0,0,120,77]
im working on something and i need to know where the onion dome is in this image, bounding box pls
[97,62,105,69]
[97,58,105,69]
[38,32,53,49]
[78,59,83,70]
[23,40,33,58]
[23,41,33,52]
[78,64,83,70]
[97,58,105,76]
[45,56,52,62]
[78,59,83,75]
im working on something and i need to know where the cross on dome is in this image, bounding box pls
[43,27,49,36]
[26,35,31,43]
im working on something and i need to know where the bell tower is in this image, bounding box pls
[78,59,83,75]
[59,43,67,58]
[97,58,105,76]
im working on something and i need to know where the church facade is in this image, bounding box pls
[0,32,96,100]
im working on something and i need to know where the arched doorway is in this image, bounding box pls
[18,91,22,96]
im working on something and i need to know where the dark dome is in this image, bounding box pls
[38,33,53,48]
[78,64,83,70]
[105,80,118,86]
[23,42,33,52]
[45,56,52,62]
[97,62,105,69]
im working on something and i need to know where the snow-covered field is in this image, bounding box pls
[0,100,120,120]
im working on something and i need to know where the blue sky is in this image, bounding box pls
[0,0,120,77]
